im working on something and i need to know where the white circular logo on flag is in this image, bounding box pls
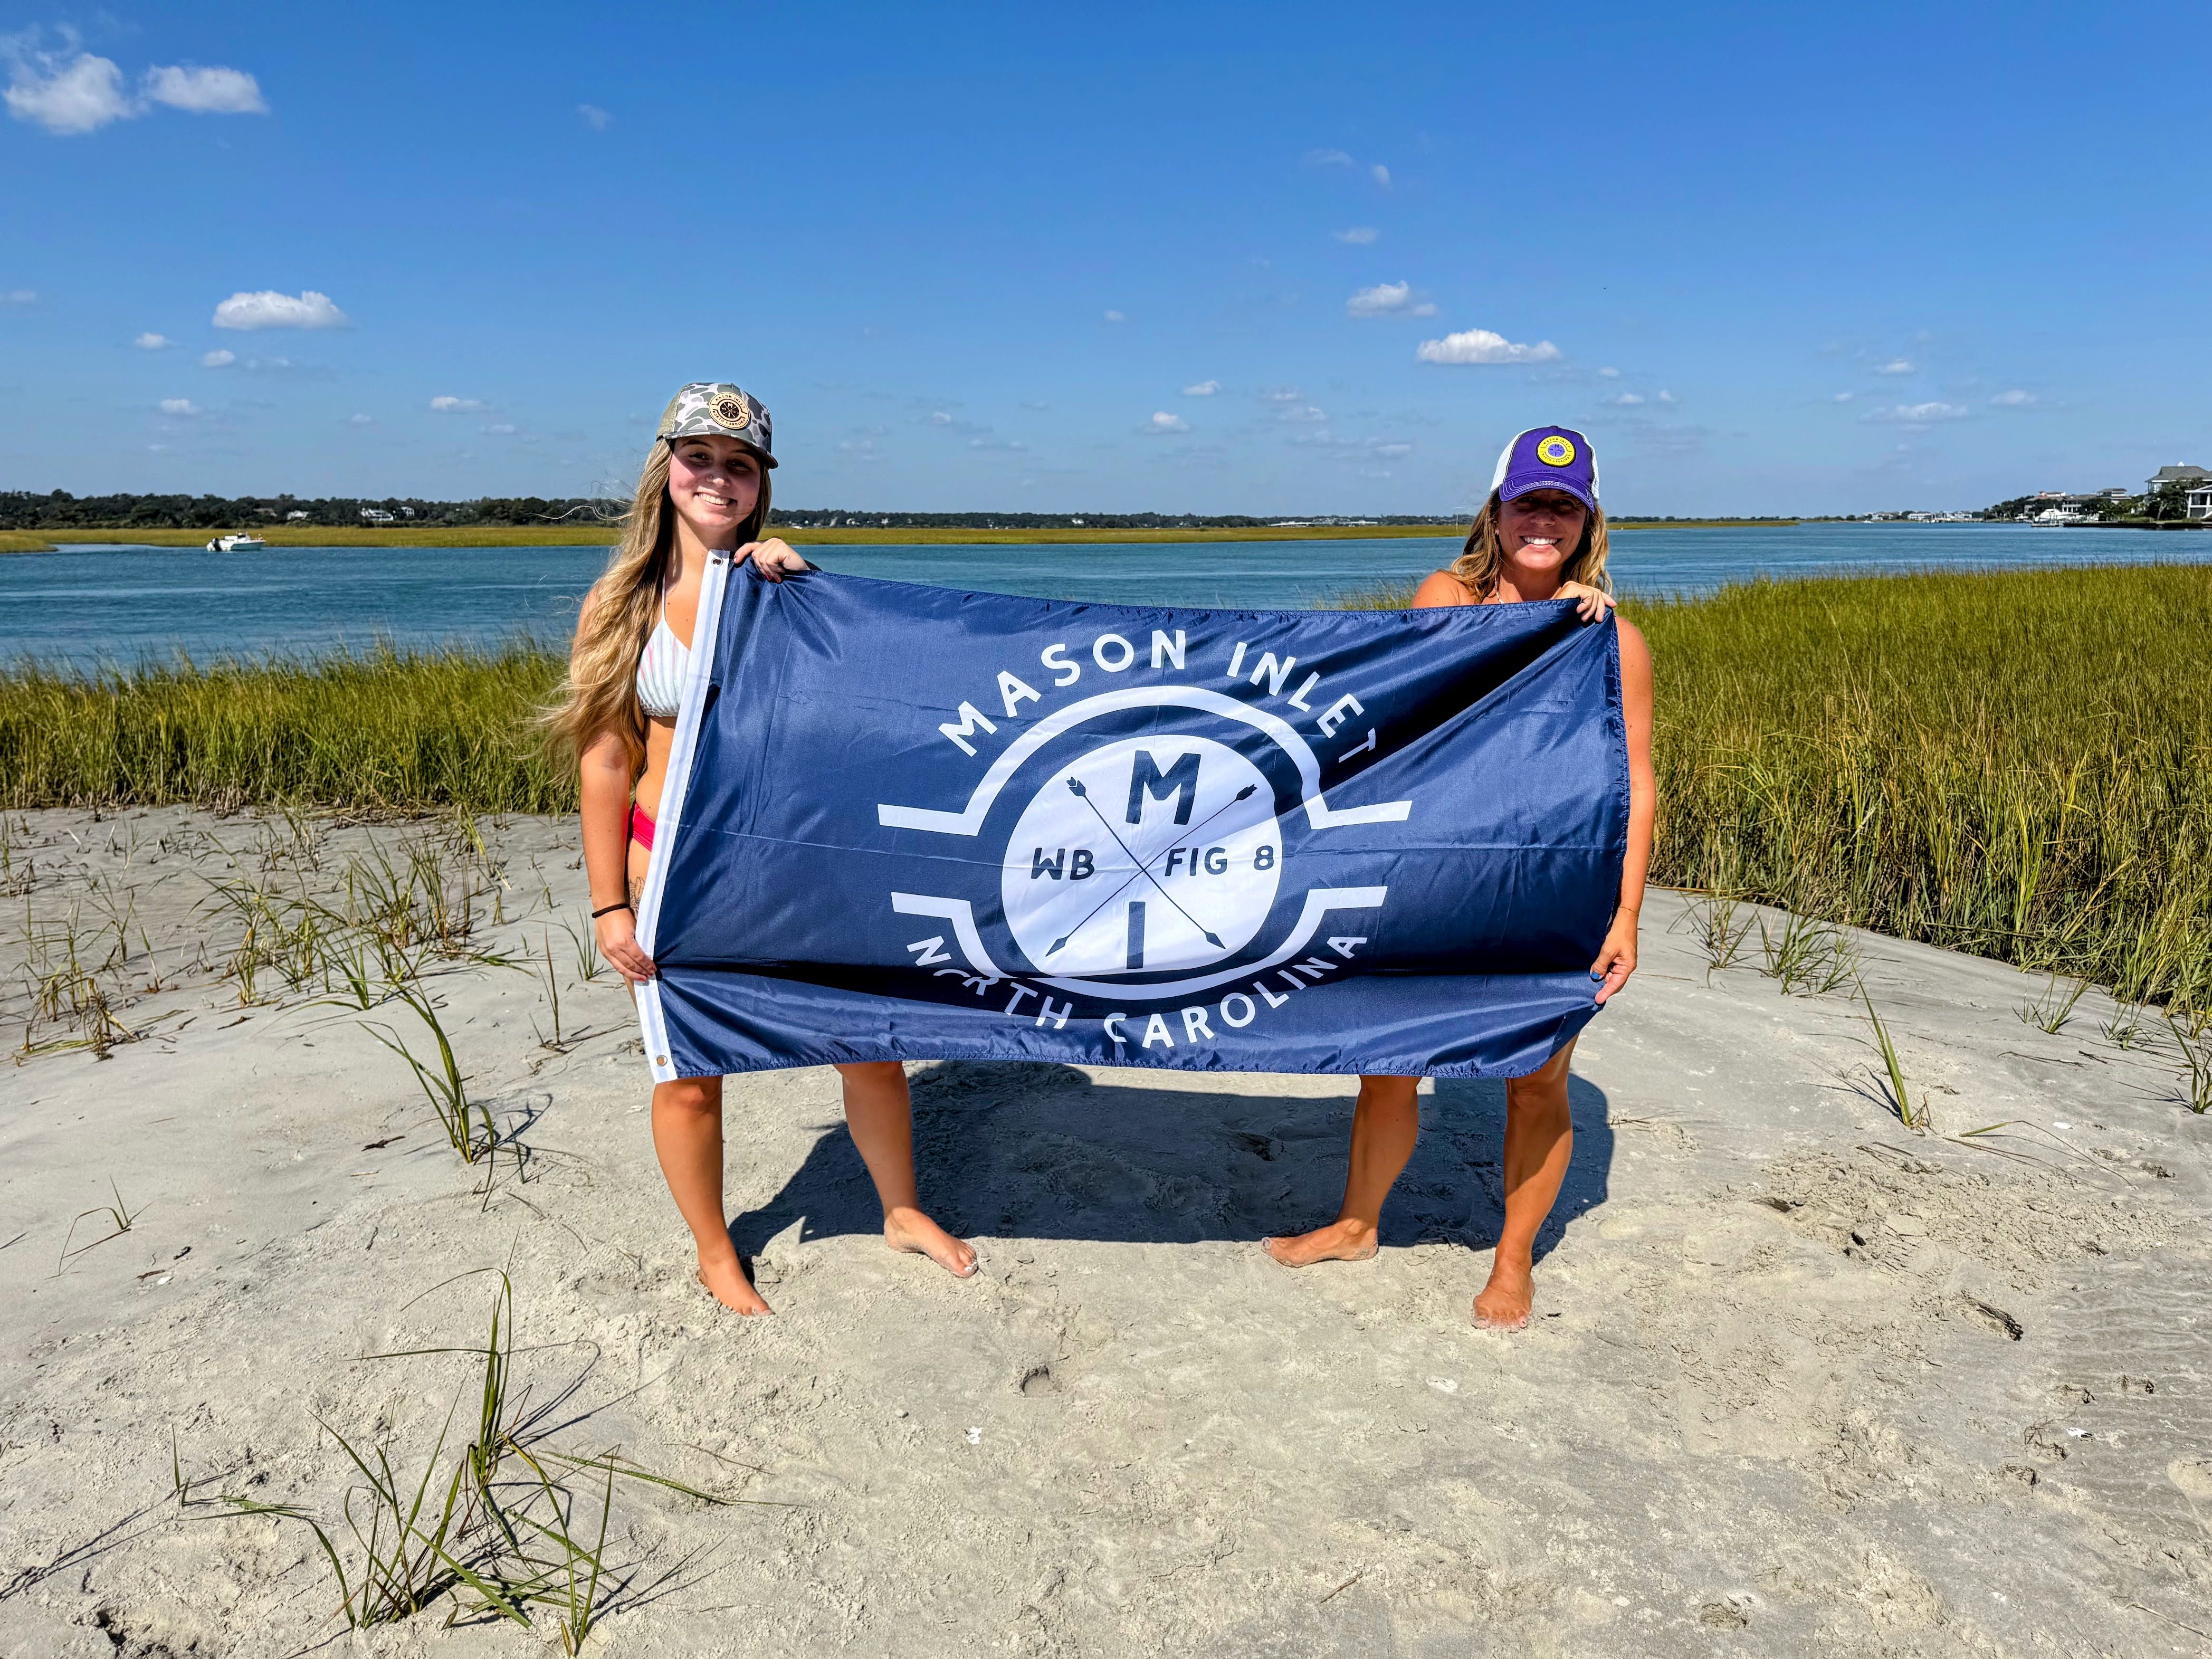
[998,735,1281,977]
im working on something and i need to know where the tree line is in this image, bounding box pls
[0,491,609,530]
[0,492,1468,532]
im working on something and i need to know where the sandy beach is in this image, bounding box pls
[3,806,2208,1656]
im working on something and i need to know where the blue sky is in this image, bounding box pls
[3,1,2206,516]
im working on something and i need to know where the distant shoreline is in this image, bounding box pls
[1,519,1807,552]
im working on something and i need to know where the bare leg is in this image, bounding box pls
[1474,1041,1577,1329]
[650,1074,771,1315]
[1265,1075,1420,1266]
[836,1061,977,1278]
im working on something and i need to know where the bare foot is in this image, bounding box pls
[1472,1256,1534,1329]
[1264,1219,1379,1267]
[884,1207,978,1278]
[695,1256,773,1316]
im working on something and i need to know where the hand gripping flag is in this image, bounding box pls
[633,558,1628,1082]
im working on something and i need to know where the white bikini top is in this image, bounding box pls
[635,586,691,720]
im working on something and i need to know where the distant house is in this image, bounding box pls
[2146,464,2210,493]
[285,510,310,521]
[360,508,395,525]
[2190,488,2212,522]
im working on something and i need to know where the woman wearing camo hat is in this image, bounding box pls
[546,383,978,1315]
[1266,425,1655,1330]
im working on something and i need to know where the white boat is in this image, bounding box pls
[204,533,269,551]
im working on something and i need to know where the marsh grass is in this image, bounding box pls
[1679,893,1756,974]
[1857,986,1930,1132]
[1760,911,1858,996]
[2169,1014,2212,1114]
[365,986,493,1164]
[1635,567,2212,1019]
[531,931,568,1053]
[15,897,137,1058]
[559,915,606,985]
[2019,973,2091,1035]
[214,1273,741,1641]
[58,1179,141,1267]
[0,645,569,814]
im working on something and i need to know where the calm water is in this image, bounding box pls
[2,524,2203,669]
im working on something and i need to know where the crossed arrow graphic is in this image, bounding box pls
[1045,775,1262,957]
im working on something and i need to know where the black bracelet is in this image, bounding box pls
[592,901,632,919]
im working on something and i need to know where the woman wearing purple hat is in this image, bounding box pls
[1267,425,1656,1329]
[546,383,978,1315]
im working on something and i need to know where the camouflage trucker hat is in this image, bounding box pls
[656,382,776,468]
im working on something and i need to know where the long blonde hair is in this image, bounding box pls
[542,441,771,768]
[1447,490,1611,600]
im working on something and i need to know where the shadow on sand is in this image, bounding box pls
[728,1062,1613,1264]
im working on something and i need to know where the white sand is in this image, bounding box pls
[2,807,2209,1656]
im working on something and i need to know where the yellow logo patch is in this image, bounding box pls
[1537,434,1576,467]
[712,393,751,430]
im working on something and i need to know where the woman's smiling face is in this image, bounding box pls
[1498,489,1589,570]
[666,434,763,545]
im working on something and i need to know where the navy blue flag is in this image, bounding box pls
[634,555,1628,1083]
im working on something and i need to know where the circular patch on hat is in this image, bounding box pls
[1537,434,1576,467]
[711,393,751,430]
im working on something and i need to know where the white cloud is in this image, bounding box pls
[1864,401,1968,424]
[430,395,487,412]
[485,422,518,434]
[4,49,130,132]
[1147,412,1189,433]
[213,289,349,330]
[1370,163,1391,188]
[1990,389,2037,407]
[1874,358,1915,375]
[348,413,374,426]
[1416,328,1560,366]
[1346,280,1435,318]
[4,42,265,132]
[141,64,265,114]
[928,409,955,425]
[1608,392,1645,406]
[1372,441,1414,459]
[3,289,35,304]
[1280,404,1327,423]
[1833,391,1854,402]
[1102,309,1126,323]
[1657,389,1676,404]
[201,348,235,368]
[158,397,199,416]
[1332,226,1378,245]
[134,331,171,349]
[1598,366,1619,378]
[1182,380,1220,396]
[577,103,613,130]
[1304,147,1353,168]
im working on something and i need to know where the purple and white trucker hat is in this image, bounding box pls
[1490,426,1599,511]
